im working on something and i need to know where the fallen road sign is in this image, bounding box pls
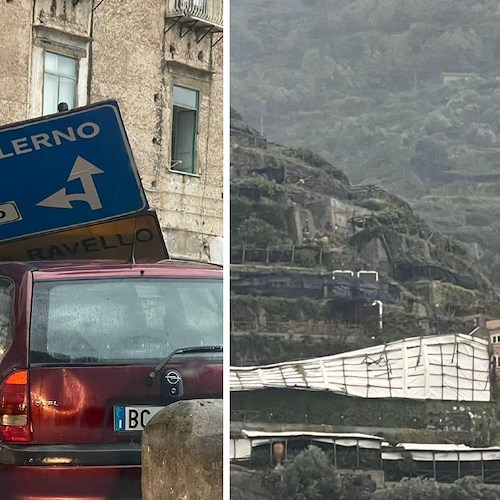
[0,211,168,263]
[0,100,148,242]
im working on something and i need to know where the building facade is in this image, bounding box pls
[0,0,223,261]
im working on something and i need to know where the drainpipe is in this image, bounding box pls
[87,0,96,103]
[372,300,383,331]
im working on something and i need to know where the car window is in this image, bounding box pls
[29,278,222,364]
[0,279,14,362]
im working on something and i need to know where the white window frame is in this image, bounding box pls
[29,26,90,118]
[43,51,78,115]
[170,85,200,176]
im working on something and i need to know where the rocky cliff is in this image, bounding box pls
[230,111,499,366]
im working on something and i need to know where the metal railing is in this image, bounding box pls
[230,245,342,267]
[166,0,223,27]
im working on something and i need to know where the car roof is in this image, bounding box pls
[0,259,222,280]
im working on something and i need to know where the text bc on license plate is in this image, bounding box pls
[114,406,164,431]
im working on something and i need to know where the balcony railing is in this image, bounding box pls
[166,0,223,28]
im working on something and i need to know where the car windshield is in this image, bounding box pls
[29,278,222,364]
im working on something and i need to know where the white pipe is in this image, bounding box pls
[372,300,383,331]
[332,270,353,280]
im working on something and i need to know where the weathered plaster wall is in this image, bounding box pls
[91,1,223,260]
[90,0,164,189]
[0,1,32,124]
[33,0,92,36]
[155,19,223,260]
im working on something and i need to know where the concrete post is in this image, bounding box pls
[142,399,223,500]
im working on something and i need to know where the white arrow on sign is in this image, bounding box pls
[37,156,104,210]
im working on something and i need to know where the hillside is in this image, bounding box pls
[230,113,499,366]
[231,0,500,284]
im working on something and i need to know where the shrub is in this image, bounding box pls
[278,445,341,500]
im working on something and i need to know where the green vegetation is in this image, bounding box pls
[230,120,497,366]
[229,3,500,492]
[231,295,328,323]
[231,389,497,441]
[272,446,377,500]
[232,0,500,286]
[373,476,500,499]
[261,447,500,499]
[231,335,366,366]
[278,446,341,500]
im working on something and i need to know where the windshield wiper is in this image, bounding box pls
[146,345,222,386]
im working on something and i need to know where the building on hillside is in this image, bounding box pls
[231,429,386,485]
[231,431,500,485]
[0,0,223,261]
[487,319,500,374]
[441,72,478,85]
[462,313,495,339]
[383,443,500,483]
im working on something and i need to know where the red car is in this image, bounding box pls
[0,260,223,499]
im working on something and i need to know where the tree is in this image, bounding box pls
[340,474,377,500]
[409,138,451,183]
[231,216,286,248]
[372,476,500,500]
[279,445,341,500]
[444,476,500,500]
[372,477,444,500]
[417,28,483,78]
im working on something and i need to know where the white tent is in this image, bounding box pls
[231,430,385,461]
[230,334,491,401]
[384,442,500,462]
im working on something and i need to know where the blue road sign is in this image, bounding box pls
[0,100,149,242]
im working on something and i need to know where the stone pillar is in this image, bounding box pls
[142,399,222,500]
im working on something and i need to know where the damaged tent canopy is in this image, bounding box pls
[230,334,491,402]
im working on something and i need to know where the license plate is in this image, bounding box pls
[114,406,164,431]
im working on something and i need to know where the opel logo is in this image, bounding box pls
[165,370,181,385]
